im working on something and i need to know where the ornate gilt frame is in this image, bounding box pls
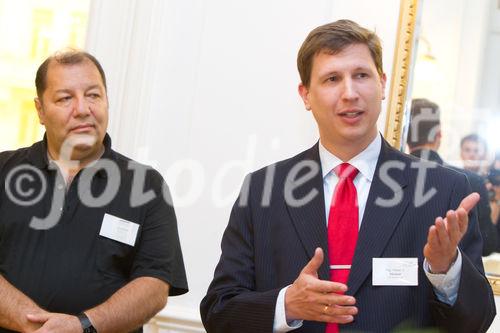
[383,0,420,149]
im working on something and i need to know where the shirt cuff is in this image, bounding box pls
[273,286,303,332]
[423,250,462,306]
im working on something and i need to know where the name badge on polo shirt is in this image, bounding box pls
[372,258,418,286]
[99,214,139,246]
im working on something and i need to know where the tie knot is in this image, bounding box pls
[334,163,358,181]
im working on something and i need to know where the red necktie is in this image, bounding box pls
[326,163,359,333]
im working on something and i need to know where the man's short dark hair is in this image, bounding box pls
[297,19,383,88]
[35,49,107,98]
[407,98,441,149]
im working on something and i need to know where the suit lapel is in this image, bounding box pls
[285,143,330,280]
[347,140,411,296]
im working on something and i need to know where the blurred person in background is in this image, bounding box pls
[460,134,489,177]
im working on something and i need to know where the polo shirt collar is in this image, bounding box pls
[27,135,50,169]
[27,133,114,177]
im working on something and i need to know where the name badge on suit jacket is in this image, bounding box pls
[99,213,139,246]
[372,258,418,286]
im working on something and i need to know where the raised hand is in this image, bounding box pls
[423,192,480,273]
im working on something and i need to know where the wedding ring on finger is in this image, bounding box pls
[323,304,330,314]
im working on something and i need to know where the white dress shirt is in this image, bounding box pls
[273,135,461,332]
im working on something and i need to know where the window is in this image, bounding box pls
[0,0,90,151]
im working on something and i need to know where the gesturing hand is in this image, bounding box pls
[285,248,357,324]
[27,312,82,333]
[423,192,480,274]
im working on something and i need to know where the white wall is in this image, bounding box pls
[86,0,402,328]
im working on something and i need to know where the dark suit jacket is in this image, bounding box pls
[201,140,495,333]
[411,149,498,255]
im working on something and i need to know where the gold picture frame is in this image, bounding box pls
[383,0,420,149]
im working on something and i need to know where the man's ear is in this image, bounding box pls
[34,97,44,125]
[298,83,311,111]
[380,73,387,100]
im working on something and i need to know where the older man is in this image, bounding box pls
[0,50,188,333]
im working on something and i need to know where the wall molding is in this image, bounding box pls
[145,305,205,333]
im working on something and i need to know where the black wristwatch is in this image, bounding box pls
[77,312,97,333]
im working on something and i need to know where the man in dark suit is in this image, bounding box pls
[200,20,495,332]
[407,98,498,256]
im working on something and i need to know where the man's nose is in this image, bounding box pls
[73,96,90,117]
[341,78,358,100]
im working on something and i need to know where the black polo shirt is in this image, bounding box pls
[0,135,188,332]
